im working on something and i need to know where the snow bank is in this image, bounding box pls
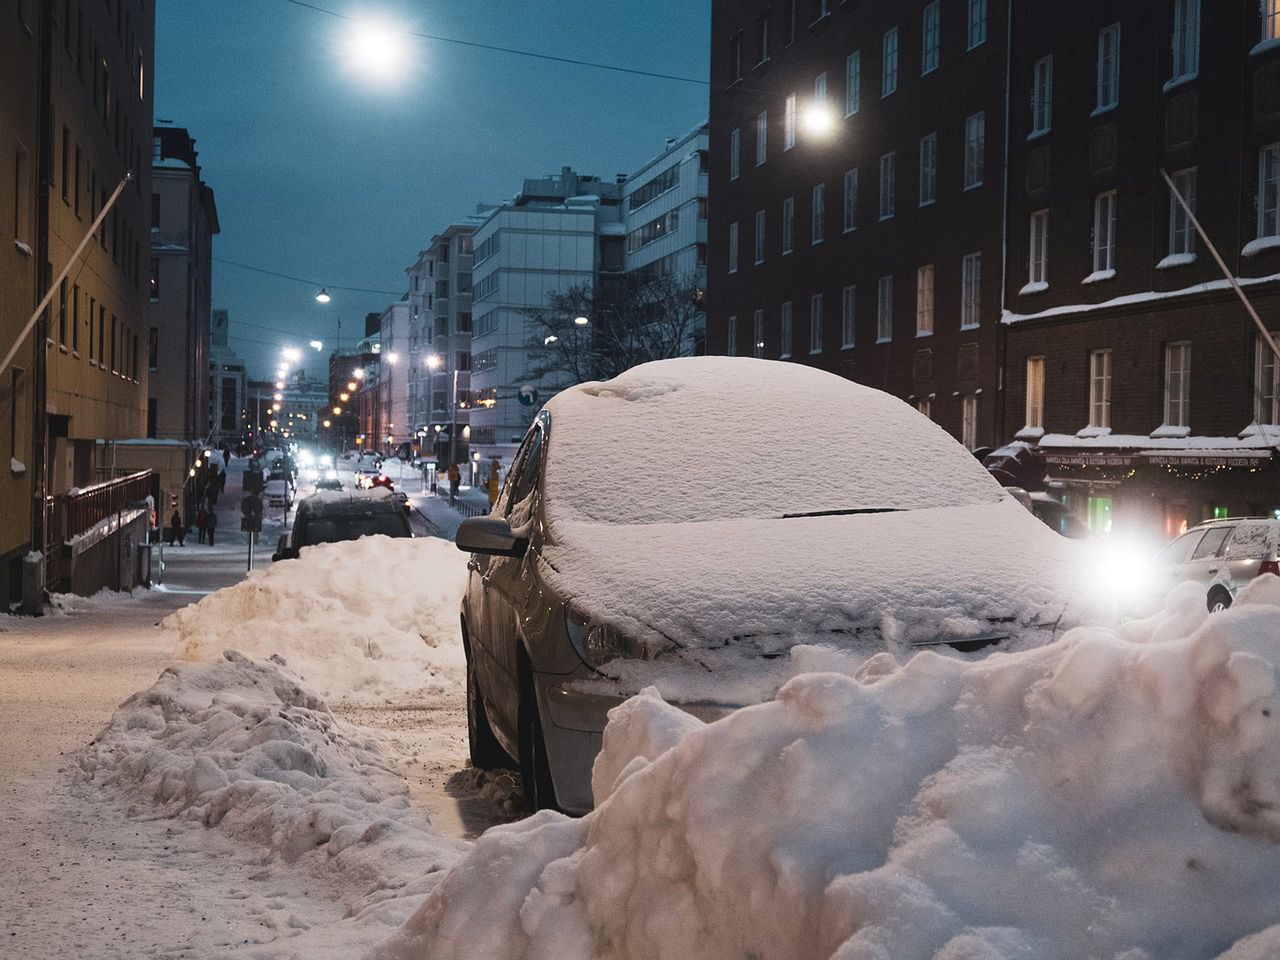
[168,536,468,703]
[80,652,465,921]
[377,577,1280,960]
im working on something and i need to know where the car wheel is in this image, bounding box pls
[1208,589,1233,613]
[465,642,511,770]
[517,654,559,813]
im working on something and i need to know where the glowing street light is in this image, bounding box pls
[544,335,559,345]
[282,347,303,364]
[323,419,332,428]
[342,18,410,87]
[339,392,349,402]
[333,406,342,415]
[573,315,589,326]
[353,368,365,380]
[273,392,283,402]
[802,102,838,139]
[346,381,357,391]
[385,352,400,364]
[274,380,285,390]
[315,288,332,304]
[309,340,324,351]
[425,353,442,369]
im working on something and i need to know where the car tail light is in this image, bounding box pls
[1261,560,1280,577]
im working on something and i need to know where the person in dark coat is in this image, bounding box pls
[169,510,185,546]
[207,508,218,546]
[195,507,209,544]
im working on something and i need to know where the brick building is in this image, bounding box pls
[1002,0,1280,536]
[708,0,1009,450]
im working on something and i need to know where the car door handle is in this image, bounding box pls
[1208,567,1219,574]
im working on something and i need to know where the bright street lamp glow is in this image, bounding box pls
[425,354,442,369]
[386,352,399,364]
[346,381,357,391]
[315,288,332,304]
[343,19,410,87]
[573,315,589,326]
[282,347,303,363]
[309,340,324,351]
[273,392,283,402]
[353,368,365,379]
[333,406,342,415]
[544,335,559,345]
[802,102,837,139]
[339,392,349,402]
[274,380,285,390]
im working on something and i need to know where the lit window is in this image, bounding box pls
[1031,56,1053,136]
[814,71,827,104]
[756,111,768,166]
[917,398,932,419]
[810,294,824,353]
[882,27,899,97]
[842,285,856,348]
[877,275,894,342]
[916,264,934,335]
[780,301,793,357]
[964,112,985,189]
[1025,356,1045,429]
[1164,341,1191,428]
[962,394,978,449]
[784,94,797,150]
[1266,0,1280,40]
[1096,24,1120,111]
[1169,169,1196,257]
[1090,348,1112,428]
[1255,333,1280,424]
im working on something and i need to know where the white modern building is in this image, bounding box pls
[208,308,247,443]
[468,169,625,462]
[623,123,710,354]
[377,301,413,448]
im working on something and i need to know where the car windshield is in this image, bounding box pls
[301,512,408,546]
[542,359,1004,525]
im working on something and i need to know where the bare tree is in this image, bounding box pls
[524,274,704,383]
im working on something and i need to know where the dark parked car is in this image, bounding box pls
[273,488,412,561]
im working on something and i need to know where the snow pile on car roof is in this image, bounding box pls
[81,652,466,939]
[168,535,468,703]
[543,357,1003,526]
[373,577,1280,960]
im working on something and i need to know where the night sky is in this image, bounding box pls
[154,0,710,381]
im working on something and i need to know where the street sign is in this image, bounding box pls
[517,384,539,407]
[243,469,264,494]
[240,494,263,533]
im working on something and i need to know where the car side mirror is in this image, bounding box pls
[456,516,529,558]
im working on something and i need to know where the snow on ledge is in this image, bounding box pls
[10,457,25,475]
[1242,236,1280,257]
[1014,425,1045,441]
[1251,37,1280,57]
[1082,269,1116,284]
[1075,425,1112,439]
[1003,271,1280,324]
[1150,424,1191,439]
[1157,253,1197,269]
[1018,280,1049,296]
[13,239,31,257]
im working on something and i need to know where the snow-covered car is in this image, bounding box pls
[455,357,1098,814]
[1151,517,1280,612]
[263,478,292,513]
[272,487,412,561]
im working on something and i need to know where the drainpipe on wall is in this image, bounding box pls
[996,0,1013,447]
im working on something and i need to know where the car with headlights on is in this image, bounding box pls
[454,357,1100,814]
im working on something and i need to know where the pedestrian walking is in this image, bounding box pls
[195,506,209,544]
[169,510,186,546]
[207,508,218,546]
[166,509,180,546]
[487,458,501,507]
[222,446,230,469]
[447,462,460,504]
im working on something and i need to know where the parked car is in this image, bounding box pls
[263,478,292,513]
[1151,517,1280,612]
[454,358,1097,814]
[273,488,412,561]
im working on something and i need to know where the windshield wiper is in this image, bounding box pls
[781,508,902,519]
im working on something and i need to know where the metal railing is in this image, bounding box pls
[42,470,152,589]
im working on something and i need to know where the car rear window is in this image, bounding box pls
[1190,526,1234,560]
[1224,522,1276,560]
[1158,530,1204,566]
[302,513,408,546]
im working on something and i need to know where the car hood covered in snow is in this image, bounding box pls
[539,497,1095,665]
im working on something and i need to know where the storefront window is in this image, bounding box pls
[1213,505,1229,520]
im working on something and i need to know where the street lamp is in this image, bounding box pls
[544,335,559,345]
[385,352,399,364]
[802,101,838,139]
[315,288,332,304]
[309,340,324,351]
[282,347,303,364]
[426,353,442,369]
[574,315,589,327]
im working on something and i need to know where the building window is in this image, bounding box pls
[879,152,895,220]
[1259,144,1280,239]
[756,110,768,166]
[730,128,740,180]
[961,252,982,328]
[968,0,988,49]
[729,32,743,82]
[812,182,825,244]
[1257,334,1280,424]
[73,144,81,217]
[917,398,932,419]
[843,168,858,232]
[780,301,793,357]
[727,316,738,356]
[919,133,937,206]
[1026,356,1045,429]
[756,10,770,62]
[151,192,160,228]
[782,196,795,253]
[754,209,766,264]
[845,51,861,115]
[922,1,940,74]
[728,222,739,273]
[1266,0,1280,40]
[149,256,159,299]
[1093,191,1117,274]
[962,395,978,449]
[1028,210,1048,287]
[1164,341,1191,428]
[1096,24,1120,111]
[784,94,797,150]
[964,112,985,189]
[71,282,79,353]
[60,126,69,204]
[13,147,29,244]
[814,71,827,104]
[1169,169,1196,257]
[1171,0,1199,83]
[842,285,856,348]
[810,294,824,353]
[785,0,797,45]
[916,264,934,335]
[1031,56,1053,136]
[1089,348,1113,428]
[882,27,899,97]
[877,275,894,342]
[753,309,765,358]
